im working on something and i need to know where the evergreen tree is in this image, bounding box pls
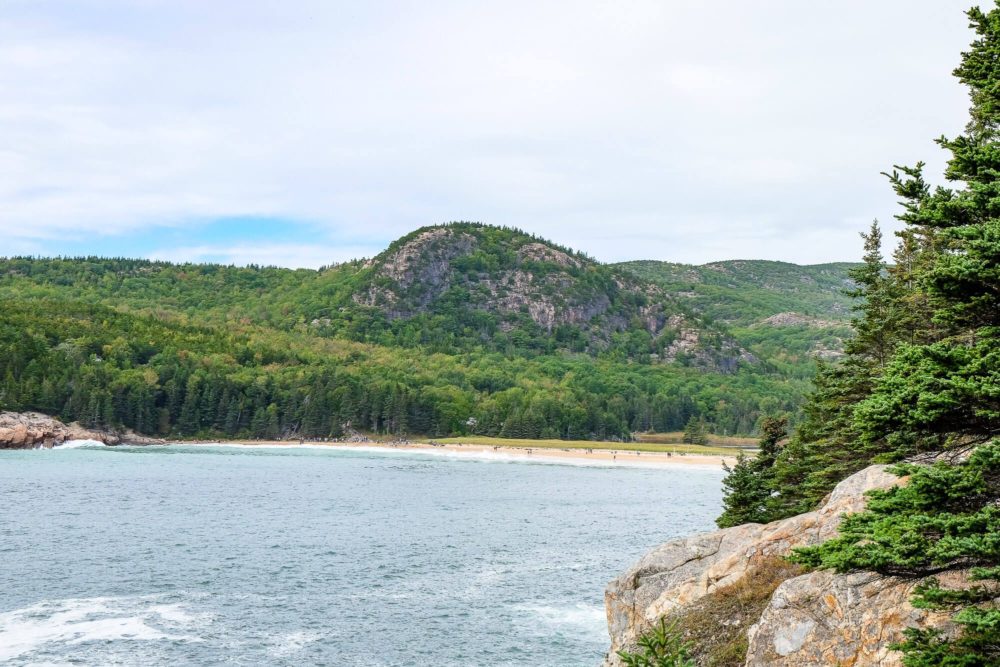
[790,5,1000,660]
[682,417,708,445]
[766,222,914,517]
[846,222,901,369]
[855,4,1000,452]
[716,416,786,528]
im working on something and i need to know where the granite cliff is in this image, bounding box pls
[602,464,973,666]
[0,411,161,448]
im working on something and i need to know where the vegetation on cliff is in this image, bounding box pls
[617,618,695,667]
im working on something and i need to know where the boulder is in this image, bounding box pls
[0,411,162,448]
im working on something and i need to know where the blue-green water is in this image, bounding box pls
[0,444,723,666]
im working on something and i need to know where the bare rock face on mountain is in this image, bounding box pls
[350,223,754,371]
[0,411,161,448]
[600,464,962,667]
[759,311,839,328]
[355,226,647,329]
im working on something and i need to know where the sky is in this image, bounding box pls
[0,1,984,268]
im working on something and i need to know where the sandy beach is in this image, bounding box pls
[170,439,736,469]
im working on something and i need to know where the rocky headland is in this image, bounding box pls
[602,464,974,666]
[0,411,163,449]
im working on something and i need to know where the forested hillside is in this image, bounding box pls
[0,224,851,441]
[617,259,857,379]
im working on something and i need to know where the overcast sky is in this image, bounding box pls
[0,1,984,267]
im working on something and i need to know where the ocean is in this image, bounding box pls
[0,443,724,666]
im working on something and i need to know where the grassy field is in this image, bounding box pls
[634,431,758,448]
[415,435,744,456]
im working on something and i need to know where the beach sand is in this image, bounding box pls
[172,439,735,469]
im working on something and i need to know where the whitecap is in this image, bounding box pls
[0,595,202,662]
[51,439,106,450]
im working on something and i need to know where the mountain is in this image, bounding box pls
[1,223,766,371]
[0,223,856,441]
[339,223,750,370]
[355,225,661,336]
[617,259,858,378]
[616,259,857,326]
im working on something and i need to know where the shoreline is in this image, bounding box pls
[156,439,736,469]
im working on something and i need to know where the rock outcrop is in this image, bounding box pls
[759,311,839,328]
[601,464,962,666]
[0,411,161,448]
[744,569,964,666]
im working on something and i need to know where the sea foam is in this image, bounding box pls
[517,602,607,637]
[52,439,106,449]
[0,595,202,661]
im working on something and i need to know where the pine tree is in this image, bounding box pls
[765,223,913,517]
[178,375,201,434]
[846,222,900,369]
[855,3,1000,452]
[792,5,1000,660]
[716,416,786,528]
[682,416,708,445]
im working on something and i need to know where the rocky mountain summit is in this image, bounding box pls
[0,412,161,448]
[602,464,972,666]
[350,223,751,369]
[357,224,674,332]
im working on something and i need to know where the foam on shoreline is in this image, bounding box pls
[52,439,107,449]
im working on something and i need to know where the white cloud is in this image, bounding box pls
[0,0,978,265]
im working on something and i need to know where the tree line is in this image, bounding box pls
[0,298,802,442]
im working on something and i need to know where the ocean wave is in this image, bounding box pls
[268,630,324,657]
[51,439,106,450]
[0,594,204,662]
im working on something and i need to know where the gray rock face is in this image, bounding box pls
[602,464,906,666]
[0,411,161,448]
[744,569,964,666]
[352,225,757,371]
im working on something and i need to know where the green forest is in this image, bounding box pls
[0,223,850,442]
[0,295,806,441]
